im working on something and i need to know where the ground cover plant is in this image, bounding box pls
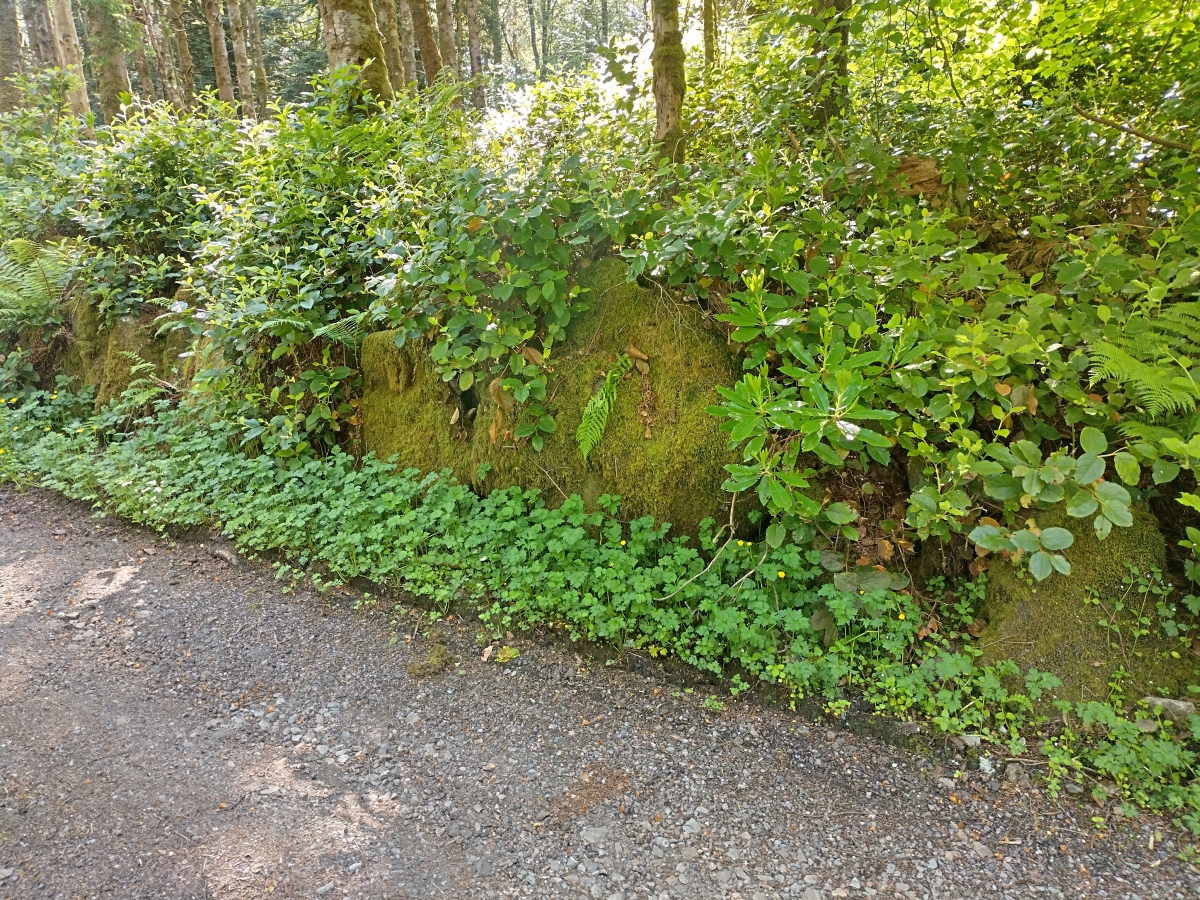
[2,0,1200,844]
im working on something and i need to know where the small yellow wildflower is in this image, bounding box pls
[777,571,786,579]
[44,426,51,432]
[898,612,906,620]
[620,540,626,546]
[737,540,744,546]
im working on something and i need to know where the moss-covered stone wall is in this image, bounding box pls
[361,257,745,537]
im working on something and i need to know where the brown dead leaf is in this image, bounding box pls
[634,358,650,375]
[995,383,1012,396]
[643,426,652,439]
[969,558,989,578]
[878,539,895,561]
[521,346,544,367]
[626,342,649,362]
[488,412,502,445]
[966,617,987,637]
[466,216,486,233]
[917,616,940,640]
[489,377,515,413]
[449,407,461,426]
[481,645,494,662]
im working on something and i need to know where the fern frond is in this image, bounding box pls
[1089,300,1200,419]
[577,354,633,462]
[0,240,74,334]
[313,310,370,347]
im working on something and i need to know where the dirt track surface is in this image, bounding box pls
[1,486,1198,900]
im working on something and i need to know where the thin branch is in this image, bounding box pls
[1072,105,1196,153]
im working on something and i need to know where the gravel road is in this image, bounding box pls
[1,486,1197,899]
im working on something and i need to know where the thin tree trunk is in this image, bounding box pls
[0,0,21,111]
[166,0,193,106]
[397,0,415,88]
[433,0,455,75]
[133,37,158,98]
[538,0,548,72]
[600,0,607,43]
[373,0,404,90]
[203,0,235,103]
[524,0,537,73]
[50,0,90,116]
[404,0,439,85]
[91,0,132,123]
[22,0,58,66]
[243,0,267,115]
[812,0,849,125]
[141,0,182,107]
[464,0,482,106]
[651,0,685,161]
[321,0,394,99]
[225,0,254,116]
[480,0,499,64]
[702,0,715,68]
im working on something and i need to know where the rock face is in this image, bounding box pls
[980,506,1197,704]
[361,257,743,537]
[58,299,189,407]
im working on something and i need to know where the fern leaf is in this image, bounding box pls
[577,354,633,462]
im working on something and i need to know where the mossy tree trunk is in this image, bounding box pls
[0,0,21,112]
[243,0,267,115]
[90,0,133,123]
[165,0,194,107]
[433,0,455,76]
[464,0,483,107]
[480,0,499,64]
[373,0,405,91]
[23,0,59,67]
[140,0,184,108]
[51,0,91,116]
[524,0,538,73]
[404,0,439,85]
[202,0,234,103]
[132,33,158,99]
[320,0,393,100]
[396,0,415,87]
[702,0,716,69]
[225,0,254,116]
[651,0,685,162]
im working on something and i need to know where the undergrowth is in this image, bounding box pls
[2,383,1198,836]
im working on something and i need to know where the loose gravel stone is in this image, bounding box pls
[1,486,1198,899]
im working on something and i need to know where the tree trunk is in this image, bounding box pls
[373,0,404,90]
[243,0,267,115]
[321,0,394,99]
[480,0,499,64]
[599,0,606,44]
[225,0,253,116]
[91,0,132,123]
[133,36,158,99]
[22,0,58,66]
[166,0,193,106]
[0,0,21,111]
[433,0,454,76]
[464,0,482,106]
[404,0,439,85]
[396,0,415,88]
[524,0,538,73]
[537,0,548,72]
[651,0,685,161]
[141,0,183,107]
[203,0,235,104]
[702,0,715,68]
[50,0,90,116]
[812,0,849,125]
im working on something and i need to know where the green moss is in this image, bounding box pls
[95,311,191,407]
[361,257,746,537]
[981,506,1197,703]
[59,293,107,388]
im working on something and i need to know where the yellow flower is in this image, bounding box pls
[737,540,744,546]
[620,540,626,546]
[44,426,51,432]
[898,612,906,620]
[777,571,786,579]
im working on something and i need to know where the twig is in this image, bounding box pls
[1072,105,1196,153]
[652,493,739,604]
[532,461,568,501]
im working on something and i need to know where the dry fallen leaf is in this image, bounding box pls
[521,346,544,367]
[481,645,494,662]
[634,358,650,375]
[626,342,649,362]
